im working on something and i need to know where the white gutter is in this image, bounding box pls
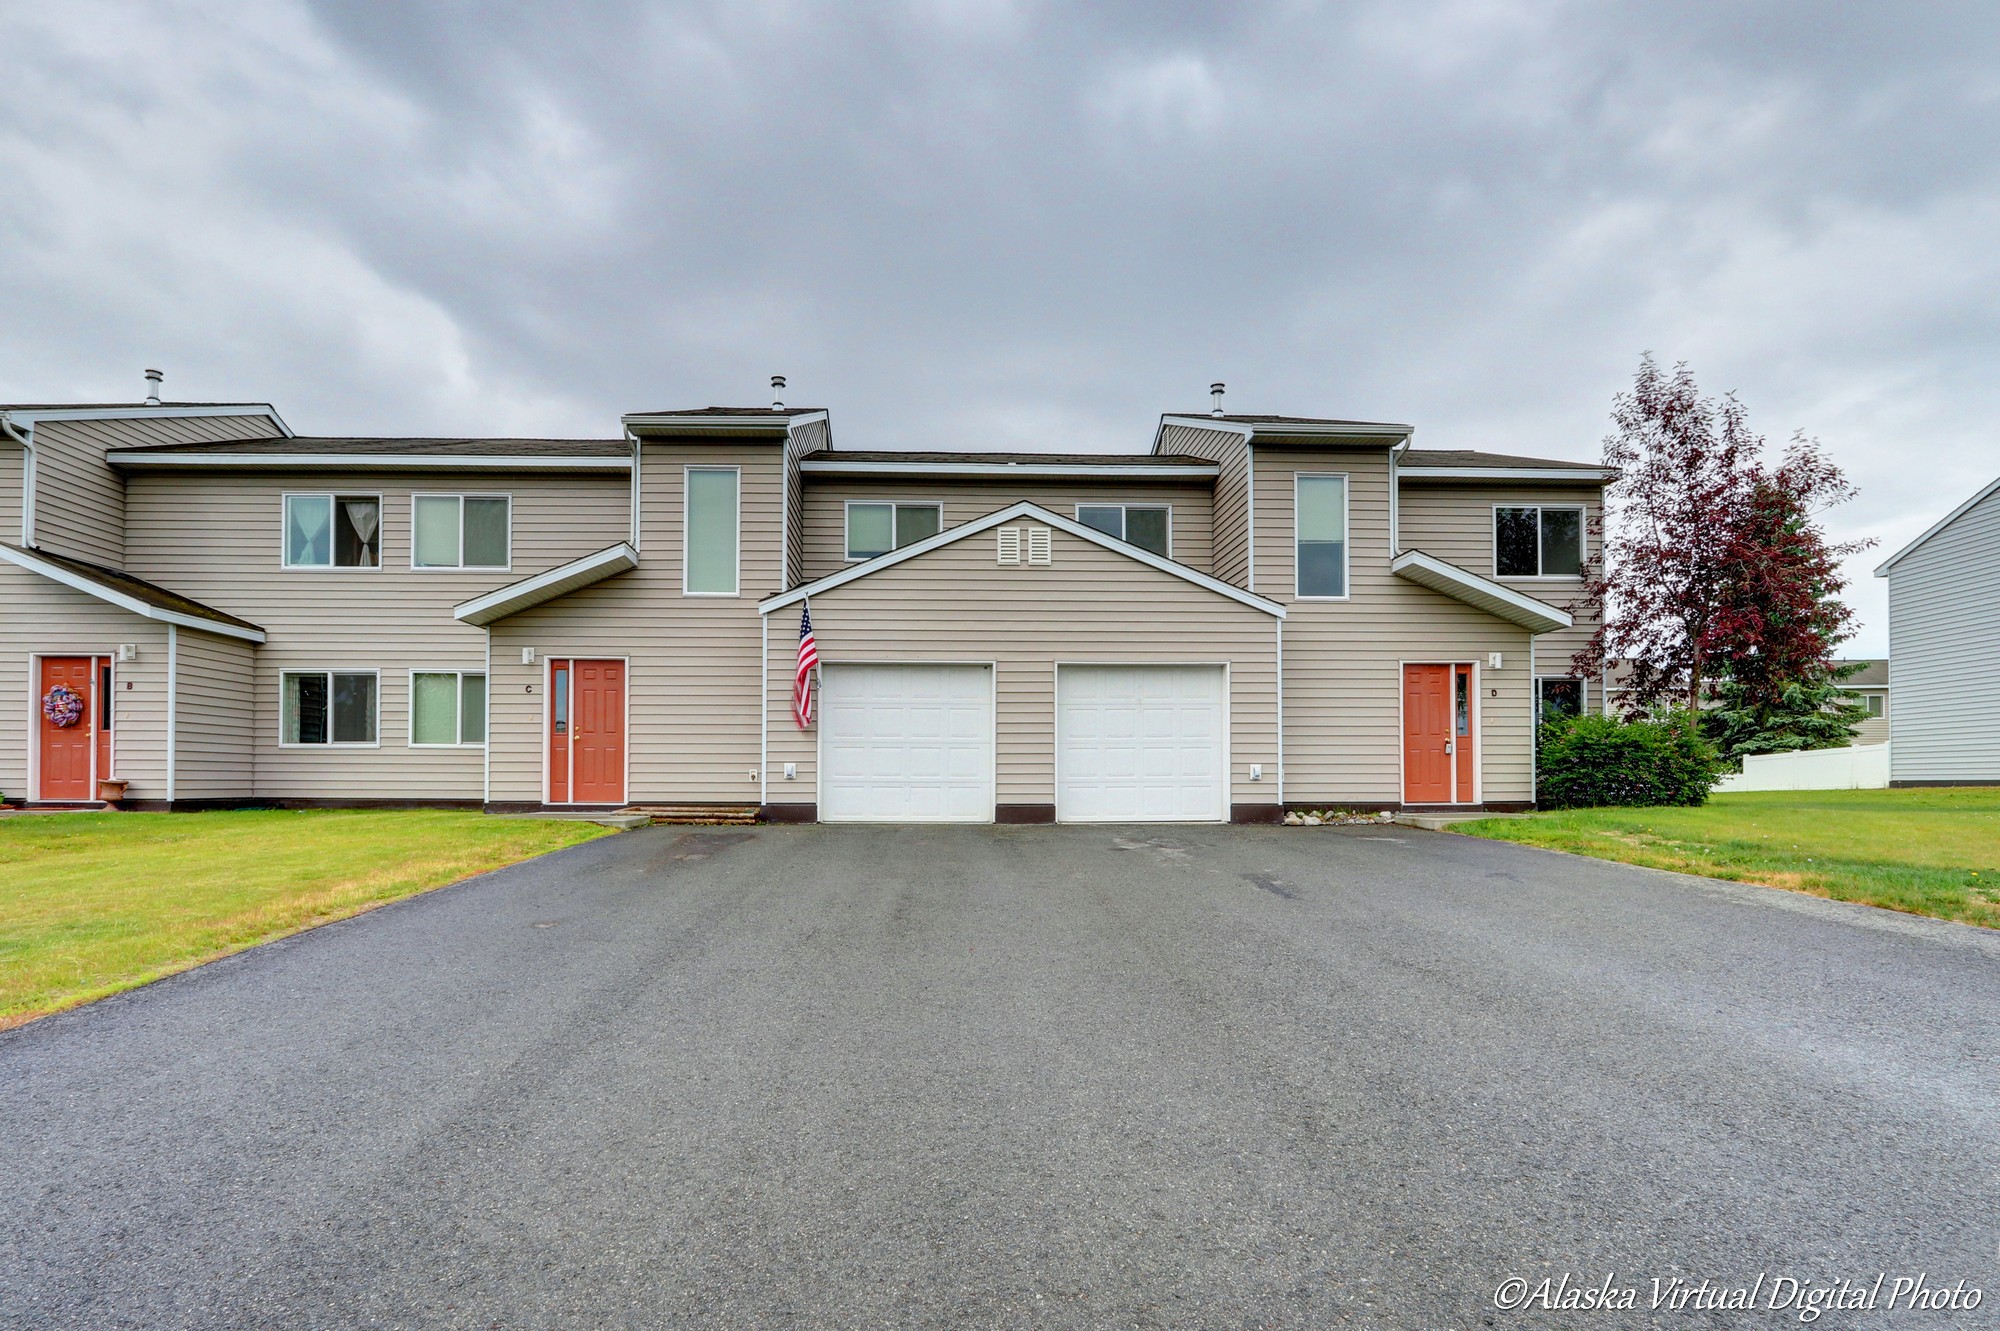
[106,452,631,470]
[798,460,1219,479]
[2,404,291,434]
[0,544,266,642]
[1398,465,1617,483]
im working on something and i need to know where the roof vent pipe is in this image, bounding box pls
[771,374,786,411]
[144,368,164,405]
[1210,382,1225,417]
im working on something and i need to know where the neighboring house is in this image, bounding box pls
[1875,477,2000,786]
[1833,659,1889,746]
[0,382,1612,819]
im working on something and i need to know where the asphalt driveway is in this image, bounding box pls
[3,824,1995,1329]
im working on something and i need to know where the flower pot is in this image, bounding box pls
[96,778,129,807]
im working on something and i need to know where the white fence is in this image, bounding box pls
[1714,744,1891,793]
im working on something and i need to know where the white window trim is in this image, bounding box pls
[1293,473,1351,601]
[277,669,382,748]
[281,492,385,571]
[1491,504,1587,580]
[843,499,945,563]
[407,668,489,747]
[1071,503,1173,559]
[408,494,513,572]
[683,465,741,596]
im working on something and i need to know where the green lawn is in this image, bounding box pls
[1456,788,2000,928]
[0,810,613,1029]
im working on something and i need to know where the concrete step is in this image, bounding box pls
[620,805,761,825]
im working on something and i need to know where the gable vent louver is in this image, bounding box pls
[997,527,1021,564]
[1027,527,1053,565]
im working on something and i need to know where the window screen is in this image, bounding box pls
[1296,477,1347,597]
[411,673,460,745]
[847,503,939,560]
[685,469,739,593]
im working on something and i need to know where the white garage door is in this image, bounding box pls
[1057,665,1227,822]
[819,664,994,822]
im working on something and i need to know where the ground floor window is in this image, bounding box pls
[282,671,378,745]
[1537,676,1585,723]
[411,671,487,745]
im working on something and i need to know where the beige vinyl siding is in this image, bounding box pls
[486,442,781,805]
[1254,450,1537,804]
[1852,705,1890,747]
[26,413,280,566]
[172,629,256,798]
[1884,484,2000,782]
[798,480,1215,581]
[1159,423,1250,586]
[123,469,629,801]
[0,442,21,542]
[784,417,828,589]
[1399,479,1603,693]
[0,566,170,802]
[763,524,1280,811]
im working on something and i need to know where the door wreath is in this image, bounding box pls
[42,684,85,728]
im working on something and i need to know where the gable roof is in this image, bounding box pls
[106,436,629,469]
[761,501,1286,618]
[1875,476,2000,576]
[0,544,266,641]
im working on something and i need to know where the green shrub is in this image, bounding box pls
[1536,711,1724,809]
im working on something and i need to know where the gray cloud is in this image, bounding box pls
[6,0,1999,651]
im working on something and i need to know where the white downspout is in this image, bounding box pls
[759,614,769,810]
[1275,616,1284,810]
[165,626,178,807]
[1244,443,1256,592]
[4,415,35,545]
[483,628,492,809]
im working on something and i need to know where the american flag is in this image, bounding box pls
[793,602,819,729]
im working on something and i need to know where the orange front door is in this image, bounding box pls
[38,656,97,801]
[1402,664,1453,804]
[549,659,625,804]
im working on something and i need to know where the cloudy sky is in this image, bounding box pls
[5,1,1997,653]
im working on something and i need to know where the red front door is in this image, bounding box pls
[548,659,625,804]
[38,656,98,801]
[1402,664,1453,804]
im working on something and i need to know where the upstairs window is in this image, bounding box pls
[684,467,740,594]
[1495,506,1584,577]
[1295,475,1348,598]
[847,502,942,560]
[281,671,378,745]
[1076,505,1170,557]
[413,495,510,569]
[285,495,380,568]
